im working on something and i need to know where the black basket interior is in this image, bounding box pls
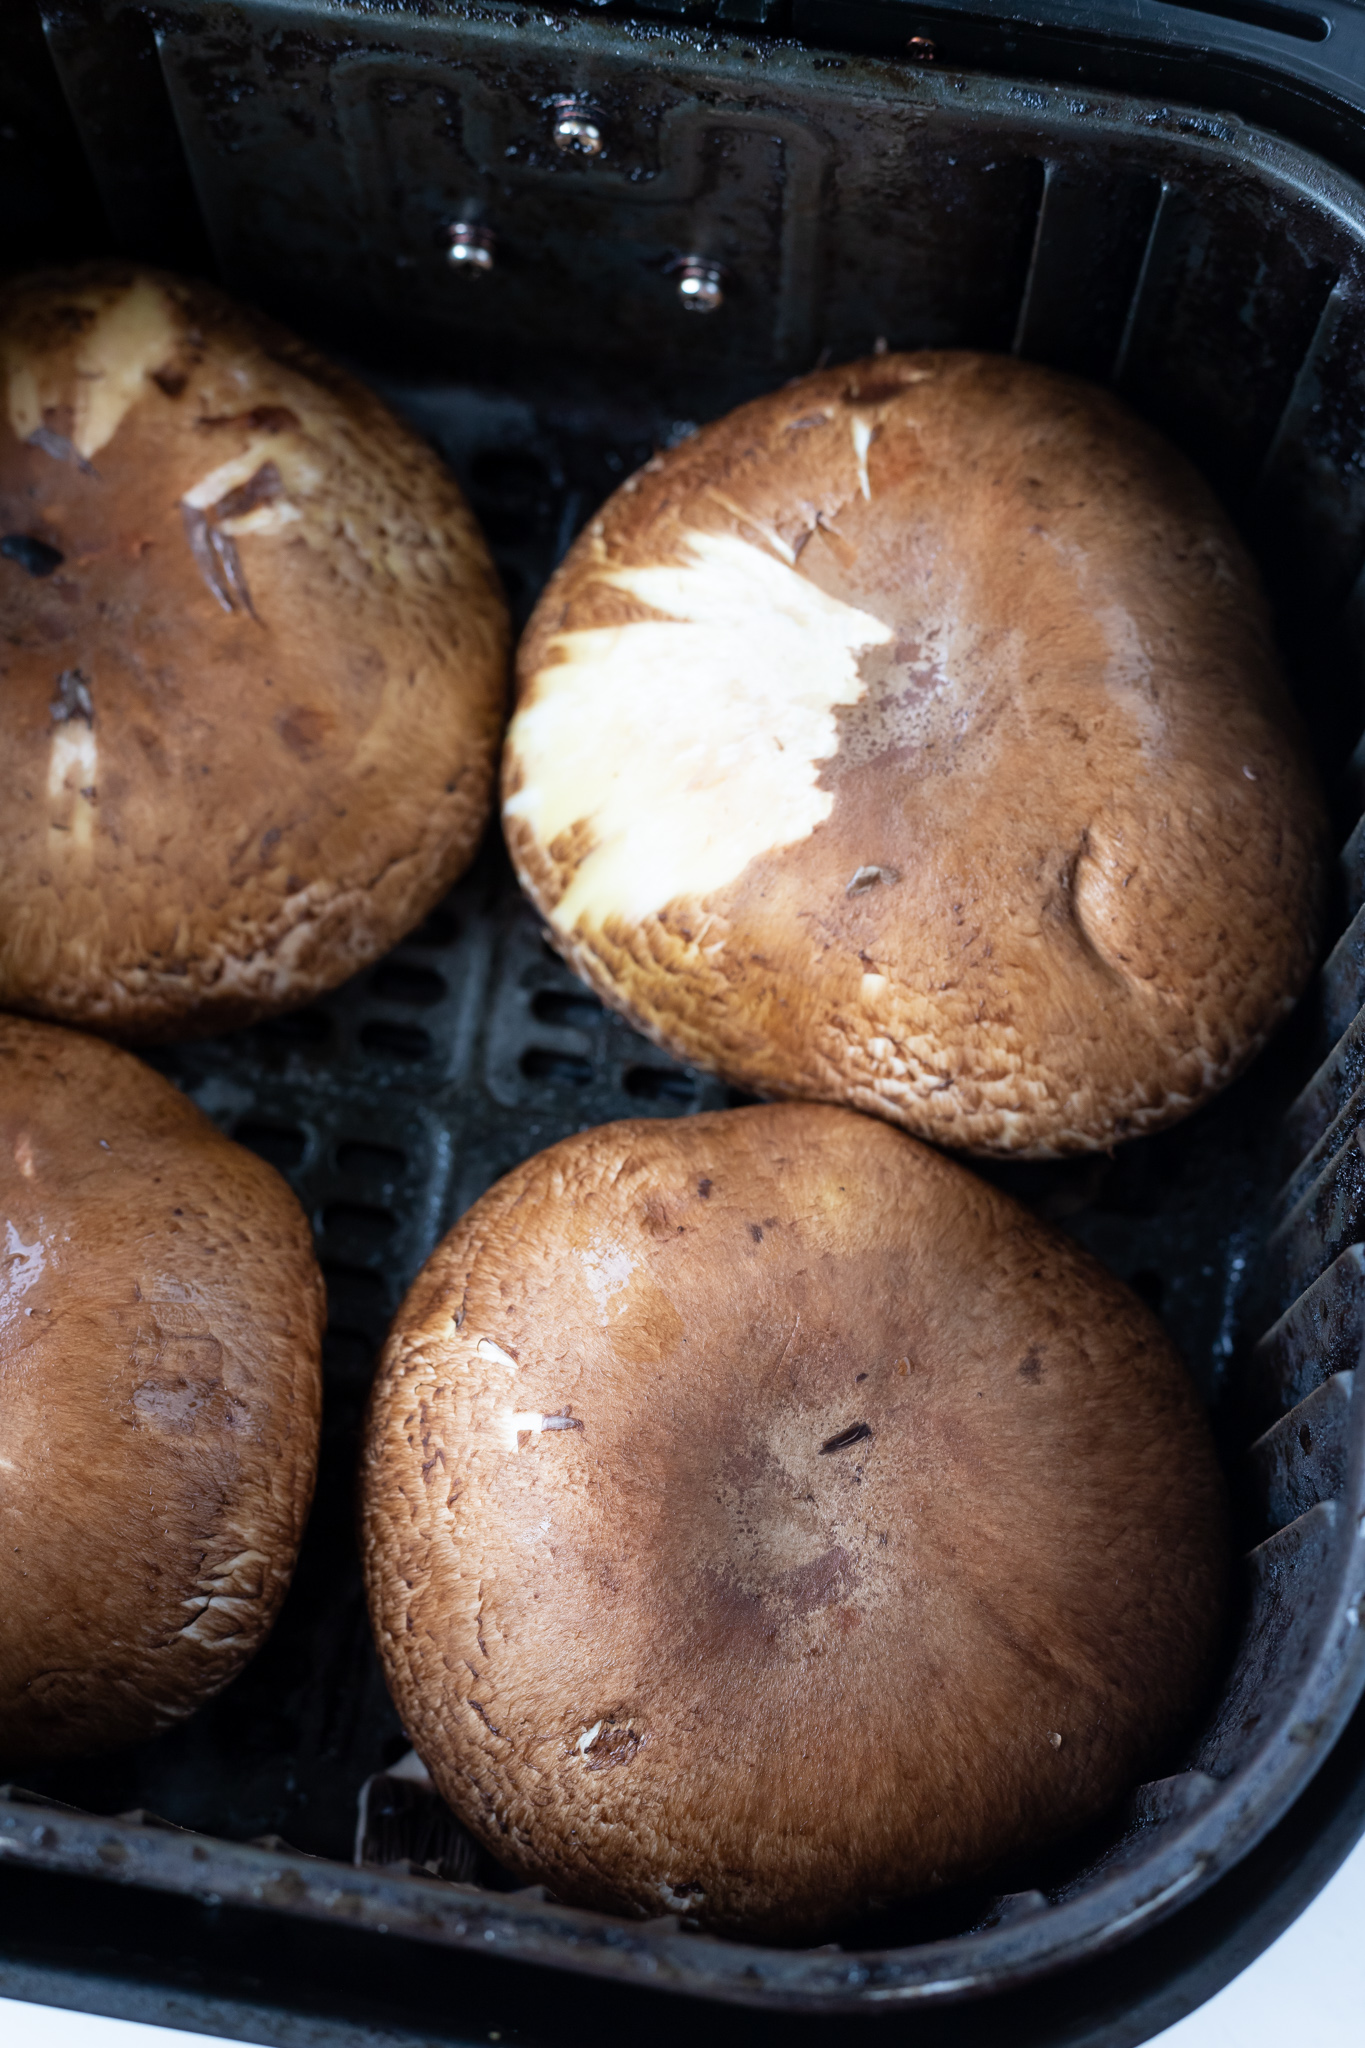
[2,0,1365,2020]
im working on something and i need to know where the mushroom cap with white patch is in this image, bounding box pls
[503,350,1326,1157]
[0,1014,324,1764]
[360,1102,1230,1940]
[0,263,508,1040]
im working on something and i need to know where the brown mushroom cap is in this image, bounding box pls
[0,263,508,1040]
[0,1016,323,1764]
[504,352,1326,1156]
[361,1103,1229,1940]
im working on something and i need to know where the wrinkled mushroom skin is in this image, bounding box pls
[504,353,1326,1156]
[362,1104,1230,1940]
[0,264,508,1041]
[0,1017,324,1764]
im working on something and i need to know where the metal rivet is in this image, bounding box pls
[551,102,603,157]
[676,258,724,315]
[444,222,495,273]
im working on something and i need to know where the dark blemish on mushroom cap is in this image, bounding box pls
[50,668,93,725]
[468,1696,503,1739]
[844,378,914,407]
[275,705,330,760]
[248,405,300,434]
[820,1421,873,1455]
[196,405,300,436]
[580,1720,646,1771]
[1018,1351,1043,1384]
[2,534,63,577]
[151,366,188,398]
[697,1177,712,1199]
[213,461,282,523]
[181,504,257,619]
[748,1223,763,1243]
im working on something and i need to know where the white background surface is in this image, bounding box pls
[3,1829,1364,2048]
[1143,1823,1365,2047]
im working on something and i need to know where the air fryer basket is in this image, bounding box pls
[4,0,1365,2029]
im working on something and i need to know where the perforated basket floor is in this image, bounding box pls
[1,377,1361,2012]
[4,0,1365,2020]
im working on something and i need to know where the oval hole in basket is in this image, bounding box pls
[521,1045,593,1086]
[406,907,458,948]
[322,1202,399,1249]
[258,1007,332,1047]
[360,1020,432,1062]
[623,1065,697,1105]
[336,1140,407,1181]
[369,963,447,1008]
[322,1261,389,1305]
[233,1121,307,1169]
[531,987,604,1030]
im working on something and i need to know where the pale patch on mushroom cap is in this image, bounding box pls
[504,352,1327,1157]
[3,273,178,461]
[506,531,891,933]
[46,719,98,851]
